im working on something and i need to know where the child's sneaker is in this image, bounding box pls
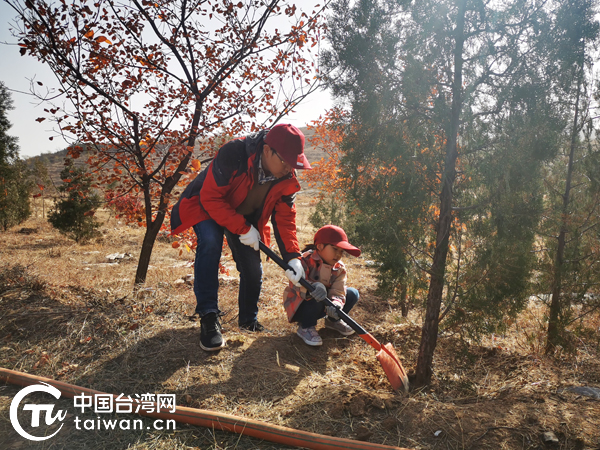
[324,317,355,336]
[296,326,323,346]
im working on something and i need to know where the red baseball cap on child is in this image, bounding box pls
[265,124,312,170]
[314,225,361,257]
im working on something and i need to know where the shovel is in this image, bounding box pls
[259,241,409,393]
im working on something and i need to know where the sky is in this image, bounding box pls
[0,1,333,159]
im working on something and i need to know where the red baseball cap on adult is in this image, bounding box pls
[314,225,361,257]
[265,124,312,170]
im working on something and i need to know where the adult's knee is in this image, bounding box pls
[194,222,223,255]
[198,237,223,255]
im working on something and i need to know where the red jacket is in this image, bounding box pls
[170,130,302,261]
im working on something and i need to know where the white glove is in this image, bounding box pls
[239,225,260,251]
[326,302,343,320]
[310,282,327,302]
[286,258,305,287]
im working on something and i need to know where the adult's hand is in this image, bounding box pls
[239,225,260,251]
[286,258,305,287]
[310,282,327,302]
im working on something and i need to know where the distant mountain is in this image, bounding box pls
[26,148,89,193]
[24,126,326,192]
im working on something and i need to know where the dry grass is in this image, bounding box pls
[1,192,600,449]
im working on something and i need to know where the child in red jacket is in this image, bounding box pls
[283,225,361,346]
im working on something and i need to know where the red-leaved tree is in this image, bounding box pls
[8,0,326,284]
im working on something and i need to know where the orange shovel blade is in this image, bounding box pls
[376,343,410,393]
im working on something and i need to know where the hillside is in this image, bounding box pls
[25,127,325,193]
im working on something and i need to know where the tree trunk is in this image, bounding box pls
[134,174,185,286]
[133,99,201,285]
[400,283,409,317]
[413,0,466,388]
[547,230,566,349]
[135,218,164,285]
[414,170,456,386]
[546,72,582,352]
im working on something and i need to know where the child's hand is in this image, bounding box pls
[310,282,327,302]
[325,301,343,320]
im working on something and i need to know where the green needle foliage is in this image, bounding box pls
[322,0,576,386]
[48,159,101,243]
[0,81,32,231]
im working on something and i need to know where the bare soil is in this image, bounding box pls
[1,192,599,449]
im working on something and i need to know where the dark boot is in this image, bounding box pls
[239,320,264,332]
[200,313,225,351]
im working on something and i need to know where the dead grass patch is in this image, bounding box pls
[1,192,599,449]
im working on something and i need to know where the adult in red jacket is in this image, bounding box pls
[171,124,311,351]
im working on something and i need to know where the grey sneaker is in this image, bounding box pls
[296,326,323,346]
[325,317,355,336]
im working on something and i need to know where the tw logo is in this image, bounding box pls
[10,382,67,441]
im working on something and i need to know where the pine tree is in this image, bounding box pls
[540,0,600,352]
[48,159,101,242]
[323,0,561,386]
[0,81,32,230]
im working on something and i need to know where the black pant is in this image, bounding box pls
[292,288,359,328]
